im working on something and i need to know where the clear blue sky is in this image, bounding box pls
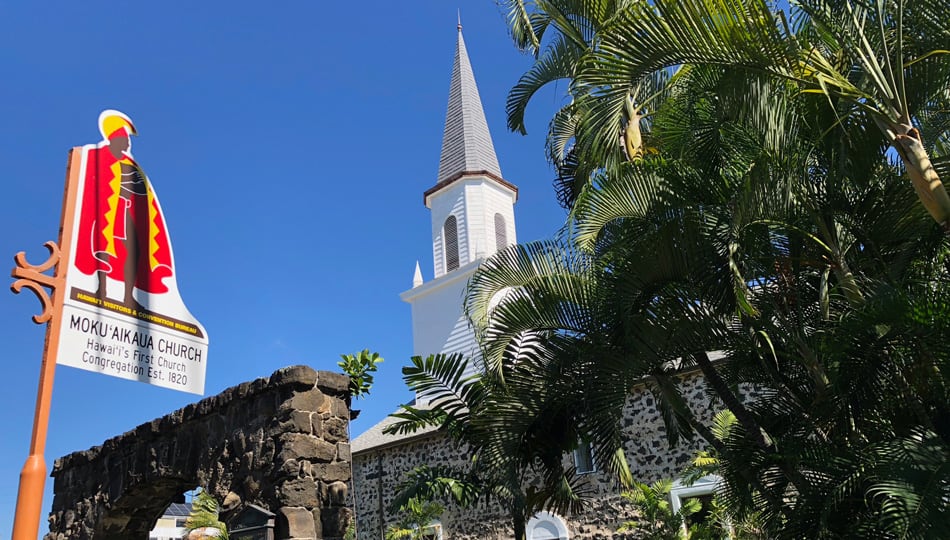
[0,1,567,535]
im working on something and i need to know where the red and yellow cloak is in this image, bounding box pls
[74,144,173,294]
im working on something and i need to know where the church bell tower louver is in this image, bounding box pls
[401,23,518,384]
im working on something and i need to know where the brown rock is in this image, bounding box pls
[323,418,349,443]
[278,506,317,539]
[280,411,313,434]
[316,371,350,394]
[279,477,319,507]
[44,368,353,540]
[336,442,351,462]
[269,365,319,388]
[311,507,324,538]
[278,433,337,463]
[311,415,324,438]
[312,462,351,483]
[321,506,353,538]
[281,390,326,413]
[327,481,348,505]
[330,397,350,418]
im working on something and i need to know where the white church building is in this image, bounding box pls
[351,25,722,540]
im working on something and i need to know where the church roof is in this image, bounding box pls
[352,404,439,454]
[435,27,503,184]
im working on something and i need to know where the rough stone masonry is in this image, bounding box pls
[45,365,354,540]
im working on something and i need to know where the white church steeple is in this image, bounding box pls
[435,26,503,183]
[423,25,518,279]
[401,24,519,383]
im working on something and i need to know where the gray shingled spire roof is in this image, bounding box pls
[436,27,503,183]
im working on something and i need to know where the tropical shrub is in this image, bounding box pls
[339,349,383,399]
[384,497,444,540]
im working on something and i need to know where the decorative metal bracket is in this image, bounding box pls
[11,241,63,324]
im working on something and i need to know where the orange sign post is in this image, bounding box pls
[10,148,81,540]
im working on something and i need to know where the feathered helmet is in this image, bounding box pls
[98,109,137,141]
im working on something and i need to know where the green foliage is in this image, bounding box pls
[619,480,700,540]
[505,0,950,222]
[479,1,950,538]
[385,353,592,540]
[500,0,671,208]
[384,497,444,540]
[681,413,770,540]
[343,520,357,540]
[388,465,482,512]
[619,475,768,540]
[680,411,735,487]
[185,489,229,539]
[338,349,383,399]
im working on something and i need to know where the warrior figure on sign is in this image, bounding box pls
[74,110,173,308]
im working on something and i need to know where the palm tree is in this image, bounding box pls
[384,497,445,540]
[500,0,672,208]
[384,353,592,540]
[470,60,809,474]
[471,4,950,533]
[506,0,950,227]
[681,411,770,540]
[470,141,950,538]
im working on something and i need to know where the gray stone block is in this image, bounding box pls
[281,390,327,414]
[316,371,350,394]
[278,506,317,539]
[327,481,348,506]
[278,433,338,463]
[279,477,319,507]
[270,365,319,388]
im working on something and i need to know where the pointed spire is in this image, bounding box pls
[412,261,424,288]
[436,25,503,184]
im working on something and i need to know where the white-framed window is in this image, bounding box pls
[444,215,459,272]
[670,475,720,531]
[573,442,596,474]
[526,511,569,540]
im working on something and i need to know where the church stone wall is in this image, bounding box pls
[353,371,741,539]
[46,366,354,540]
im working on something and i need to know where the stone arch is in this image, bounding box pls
[46,366,354,540]
[95,477,197,538]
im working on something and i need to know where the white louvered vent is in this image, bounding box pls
[444,215,459,271]
[494,213,507,252]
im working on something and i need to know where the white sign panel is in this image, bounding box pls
[55,110,208,394]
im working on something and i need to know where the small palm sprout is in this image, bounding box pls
[185,490,228,540]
